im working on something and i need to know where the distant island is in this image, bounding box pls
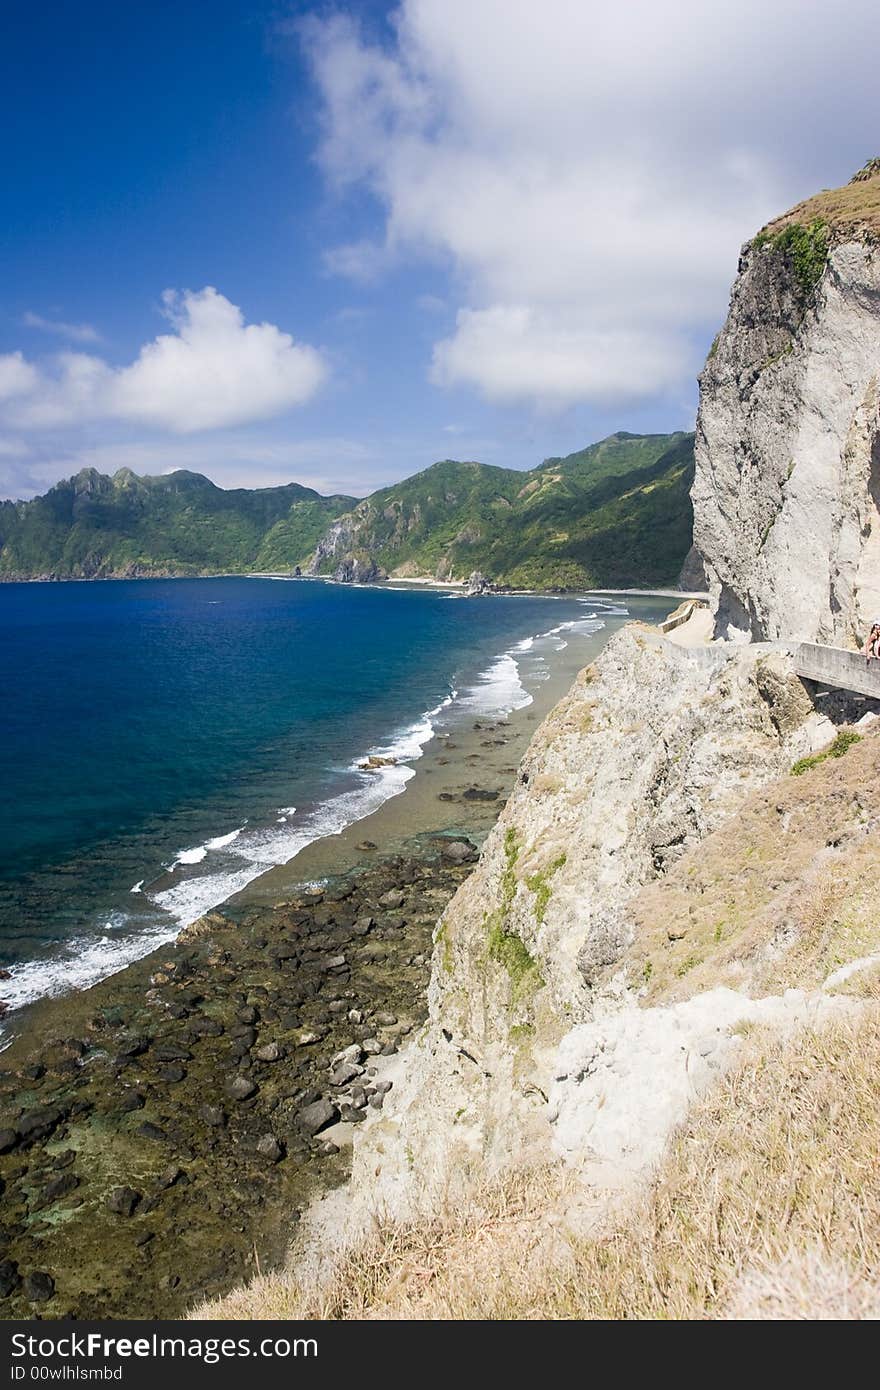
[0,431,695,592]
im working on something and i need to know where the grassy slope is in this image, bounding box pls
[760,157,880,241]
[616,725,880,1004]
[0,468,355,579]
[198,1006,880,1320]
[312,431,695,589]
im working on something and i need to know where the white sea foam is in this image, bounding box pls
[358,714,436,767]
[456,653,533,716]
[425,689,457,718]
[205,827,245,850]
[150,759,418,927]
[168,825,245,870]
[150,692,450,931]
[171,845,208,868]
[130,880,144,894]
[0,916,181,1018]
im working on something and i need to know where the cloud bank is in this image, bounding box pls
[304,0,880,409]
[0,288,326,434]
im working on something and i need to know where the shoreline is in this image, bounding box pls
[0,664,584,1316]
[0,595,674,1318]
[2,589,667,1022]
[1,569,697,599]
[0,834,482,1317]
[587,587,708,599]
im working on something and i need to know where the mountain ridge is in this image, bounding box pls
[306,430,695,590]
[0,429,695,589]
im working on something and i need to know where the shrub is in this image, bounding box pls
[752,219,830,299]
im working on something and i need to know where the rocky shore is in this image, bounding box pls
[0,835,482,1318]
[0,599,672,1320]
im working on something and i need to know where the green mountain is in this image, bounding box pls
[0,430,695,589]
[309,431,695,590]
[0,468,356,579]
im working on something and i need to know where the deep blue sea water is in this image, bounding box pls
[0,577,631,1016]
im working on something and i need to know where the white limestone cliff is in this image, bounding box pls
[301,627,836,1260]
[692,161,880,644]
[279,168,880,1289]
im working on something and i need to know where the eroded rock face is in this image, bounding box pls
[693,225,880,645]
[332,554,384,584]
[310,628,833,1247]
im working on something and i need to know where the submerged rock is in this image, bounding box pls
[439,838,478,864]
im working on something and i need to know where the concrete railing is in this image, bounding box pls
[794,642,880,699]
[659,599,707,634]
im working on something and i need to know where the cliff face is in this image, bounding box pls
[693,163,880,644]
[306,628,838,1248]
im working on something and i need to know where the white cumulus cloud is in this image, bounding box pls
[0,352,40,402]
[0,288,327,434]
[303,0,880,410]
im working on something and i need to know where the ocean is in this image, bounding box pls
[0,576,636,1018]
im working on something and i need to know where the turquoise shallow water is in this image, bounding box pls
[0,576,637,1013]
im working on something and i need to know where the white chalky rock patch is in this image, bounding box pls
[548,986,854,1178]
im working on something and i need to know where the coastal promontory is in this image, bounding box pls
[199,166,880,1322]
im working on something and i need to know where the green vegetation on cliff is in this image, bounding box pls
[1,429,695,589]
[311,430,695,590]
[756,157,880,247]
[0,468,355,579]
[752,219,830,299]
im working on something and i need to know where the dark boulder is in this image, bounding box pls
[107,1187,141,1217]
[0,1259,20,1298]
[16,1107,62,1145]
[23,1271,55,1302]
[297,1098,338,1136]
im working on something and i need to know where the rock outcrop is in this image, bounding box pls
[332,554,384,584]
[305,517,359,575]
[464,570,498,595]
[693,160,880,644]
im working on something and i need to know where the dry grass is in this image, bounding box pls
[616,726,880,1002]
[762,161,880,240]
[197,1008,880,1320]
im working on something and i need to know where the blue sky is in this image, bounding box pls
[1,1,878,500]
